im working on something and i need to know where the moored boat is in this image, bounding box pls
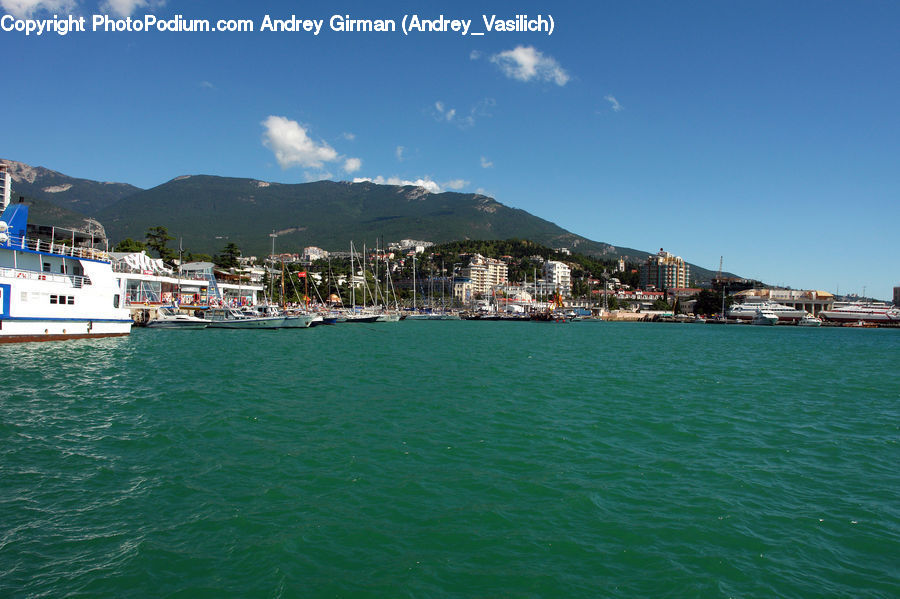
[751,308,779,326]
[819,302,900,325]
[204,306,284,328]
[146,305,208,329]
[0,200,132,343]
[728,301,805,322]
[797,313,822,327]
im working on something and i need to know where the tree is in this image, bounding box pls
[215,242,242,268]
[651,298,672,311]
[571,279,589,298]
[145,226,176,262]
[693,289,728,315]
[185,252,213,263]
[113,238,146,252]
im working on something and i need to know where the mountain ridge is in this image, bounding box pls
[2,159,729,282]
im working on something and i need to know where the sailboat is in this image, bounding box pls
[405,253,431,320]
[342,241,379,323]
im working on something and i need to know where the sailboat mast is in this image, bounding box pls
[350,241,355,310]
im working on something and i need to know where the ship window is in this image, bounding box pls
[60,264,67,274]
[67,296,74,305]
[43,262,51,272]
[113,295,120,309]
[50,295,58,304]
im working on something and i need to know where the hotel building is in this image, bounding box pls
[641,248,690,290]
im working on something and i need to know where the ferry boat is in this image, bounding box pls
[727,301,805,322]
[819,302,900,324]
[0,201,132,343]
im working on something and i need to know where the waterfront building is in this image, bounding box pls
[180,261,263,306]
[641,248,690,290]
[452,277,474,305]
[733,288,835,317]
[0,163,10,210]
[111,251,188,305]
[460,254,508,297]
[543,260,572,297]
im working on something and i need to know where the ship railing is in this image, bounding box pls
[3,234,110,262]
[0,267,92,287]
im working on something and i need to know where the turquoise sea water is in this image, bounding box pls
[1,322,898,598]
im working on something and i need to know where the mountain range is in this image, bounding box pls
[1,159,729,282]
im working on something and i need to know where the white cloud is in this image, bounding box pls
[434,98,495,129]
[341,132,356,141]
[395,146,405,161]
[480,156,493,169]
[343,157,362,173]
[1,0,75,17]
[470,50,482,60]
[199,81,215,90]
[604,94,623,112]
[434,101,456,122]
[445,179,468,190]
[490,46,570,86]
[100,0,160,17]
[353,176,442,194]
[261,115,339,170]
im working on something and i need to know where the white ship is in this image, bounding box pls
[797,313,822,327]
[751,308,780,326]
[727,301,806,322]
[0,201,132,343]
[819,302,900,324]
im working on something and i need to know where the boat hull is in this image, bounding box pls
[146,321,209,329]
[280,315,315,328]
[207,317,285,329]
[0,330,129,343]
[0,317,132,341]
[342,315,379,323]
[819,310,900,324]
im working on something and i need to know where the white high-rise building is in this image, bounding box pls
[543,260,572,297]
[460,254,508,296]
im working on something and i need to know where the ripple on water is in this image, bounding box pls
[1,323,898,597]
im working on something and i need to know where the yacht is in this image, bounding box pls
[0,201,132,343]
[146,305,208,329]
[728,301,805,322]
[751,308,779,326]
[797,313,822,327]
[204,306,284,328]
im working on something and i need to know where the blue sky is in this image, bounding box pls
[2,1,898,299]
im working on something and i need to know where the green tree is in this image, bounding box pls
[185,252,213,263]
[215,243,242,268]
[113,238,146,252]
[651,298,671,311]
[571,279,589,298]
[145,226,176,262]
[692,289,732,315]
